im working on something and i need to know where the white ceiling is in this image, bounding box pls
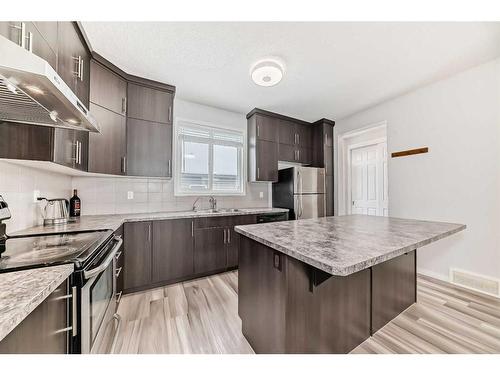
[82,22,500,121]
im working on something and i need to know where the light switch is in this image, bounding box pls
[127,191,134,200]
[259,191,264,199]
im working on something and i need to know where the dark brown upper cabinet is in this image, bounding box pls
[126,119,172,177]
[53,128,88,171]
[127,83,174,125]
[90,60,127,115]
[88,103,126,175]
[312,119,335,176]
[0,21,57,70]
[57,22,90,107]
[255,114,279,143]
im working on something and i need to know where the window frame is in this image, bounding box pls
[174,117,246,196]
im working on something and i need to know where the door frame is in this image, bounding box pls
[337,121,387,216]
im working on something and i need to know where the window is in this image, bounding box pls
[175,119,245,195]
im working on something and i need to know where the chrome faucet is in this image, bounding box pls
[209,196,217,211]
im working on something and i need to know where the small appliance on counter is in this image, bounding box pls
[272,166,326,220]
[37,196,71,226]
[0,194,123,354]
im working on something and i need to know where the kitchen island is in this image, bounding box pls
[234,215,466,354]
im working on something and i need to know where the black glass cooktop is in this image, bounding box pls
[0,230,113,273]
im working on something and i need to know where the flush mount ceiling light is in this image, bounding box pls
[250,58,285,87]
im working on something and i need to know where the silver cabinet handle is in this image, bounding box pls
[148,223,151,243]
[71,286,77,337]
[73,142,78,162]
[121,156,127,174]
[73,56,83,80]
[191,221,194,237]
[257,167,260,179]
[223,228,227,244]
[168,106,172,122]
[257,124,259,138]
[80,58,84,82]
[297,133,300,144]
[167,160,171,175]
[78,141,82,165]
[228,229,231,244]
[115,250,123,260]
[109,313,123,354]
[121,97,127,115]
[26,31,33,52]
[298,149,300,161]
[116,267,123,278]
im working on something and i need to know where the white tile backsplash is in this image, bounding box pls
[0,160,270,233]
[0,161,72,233]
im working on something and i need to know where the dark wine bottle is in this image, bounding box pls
[69,189,81,217]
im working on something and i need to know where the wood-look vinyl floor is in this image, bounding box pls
[112,271,500,354]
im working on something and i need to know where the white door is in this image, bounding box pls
[350,143,388,216]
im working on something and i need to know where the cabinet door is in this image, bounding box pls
[256,114,279,142]
[256,140,278,182]
[0,278,69,354]
[126,119,171,177]
[123,222,152,291]
[127,83,173,124]
[90,61,127,115]
[239,237,287,353]
[53,128,76,168]
[0,22,56,69]
[0,122,53,161]
[88,103,126,175]
[298,147,312,165]
[57,22,89,106]
[32,22,58,53]
[226,215,257,268]
[194,227,226,274]
[278,120,296,145]
[74,130,88,171]
[324,145,333,176]
[152,219,194,283]
[278,143,296,163]
[297,124,312,147]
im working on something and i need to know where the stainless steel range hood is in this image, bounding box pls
[0,36,100,132]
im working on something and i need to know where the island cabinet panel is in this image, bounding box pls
[123,221,152,291]
[0,278,70,354]
[371,250,416,334]
[152,219,194,283]
[239,237,287,354]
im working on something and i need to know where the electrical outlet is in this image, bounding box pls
[127,191,134,200]
[33,190,40,202]
[259,191,264,199]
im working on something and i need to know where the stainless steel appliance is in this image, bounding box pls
[0,35,100,132]
[0,195,122,354]
[37,197,70,226]
[272,167,326,220]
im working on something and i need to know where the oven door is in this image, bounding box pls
[80,235,123,354]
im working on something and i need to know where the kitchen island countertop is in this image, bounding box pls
[235,215,466,276]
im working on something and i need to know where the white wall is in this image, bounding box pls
[0,160,72,233]
[334,58,500,281]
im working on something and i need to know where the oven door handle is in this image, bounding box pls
[83,236,123,280]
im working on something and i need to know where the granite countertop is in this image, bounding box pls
[0,264,74,342]
[235,215,466,276]
[11,207,288,236]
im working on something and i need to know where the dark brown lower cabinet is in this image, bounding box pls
[194,227,226,274]
[239,238,287,354]
[226,227,239,268]
[239,236,415,354]
[152,219,194,283]
[123,221,152,291]
[0,278,70,354]
[371,250,416,333]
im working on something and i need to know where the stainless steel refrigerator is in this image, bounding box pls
[272,166,326,220]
